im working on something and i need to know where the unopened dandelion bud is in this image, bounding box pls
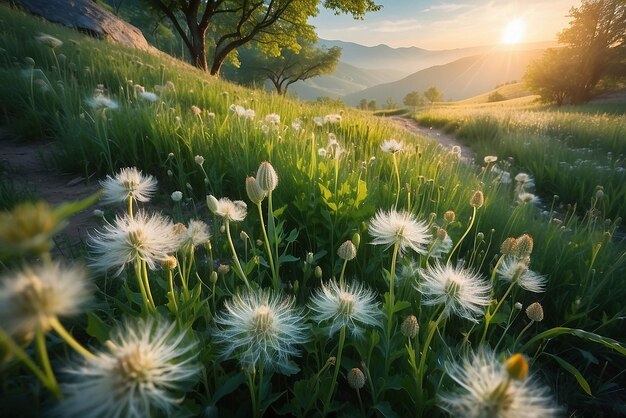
[220,225,225,233]
[347,368,366,389]
[428,212,437,224]
[338,240,357,261]
[162,256,178,270]
[167,169,173,177]
[470,191,484,208]
[245,176,266,204]
[505,353,529,381]
[24,56,35,67]
[314,266,323,280]
[500,237,516,255]
[171,191,183,202]
[437,228,448,241]
[526,302,544,322]
[477,232,484,241]
[305,252,314,265]
[513,234,534,258]
[351,232,361,250]
[514,302,523,310]
[240,231,249,241]
[210,271,218,284]
[256,239,263,247]
[327,356,336,366]
[207,195,219,214]
[256,161,278,192]
[194,155,205,166]
[401,315,419,339]
[444,210,456,223]
[217,264,230,275]
[595,189,604,200]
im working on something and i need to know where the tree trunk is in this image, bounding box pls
[190,38,208,72]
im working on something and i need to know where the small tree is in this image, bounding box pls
[403,91,425,108]
[487,90,506,102]
[358,98,369,110]
[384,97,398,109]
[237,43,341,95]
[368,100,377,111]
[424,86,443,104]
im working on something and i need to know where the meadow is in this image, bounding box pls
[0,5,625,417]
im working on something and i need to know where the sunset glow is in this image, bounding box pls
[501,18,526,45]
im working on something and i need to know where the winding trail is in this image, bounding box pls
[387,116,476,162]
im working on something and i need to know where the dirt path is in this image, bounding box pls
[0,131,100,250]
[387,116,475,162]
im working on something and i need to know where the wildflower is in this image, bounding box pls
[100,167,157,205]
[496,258,546,293]
[0,263,90,339]
[428,228,453,259]
[318,148,328,157]
[512,234,533,258]
[313,116,324,127]
[58,318,200,418]
[256,161,279,192]
[324,114,342,124]
[265,113,280,124]
[207,196,247,222]
[191,105,202,116]
[217,264,230,275]
[89,211,180,275]
[525,302,544,322]
[337,240,357,261]
[194,155,205,166]
[368,209,431,256]
[0,201,64,256]
[162,256,177,270]
[291,119,302,131]
[347,368,366,389]
[309,279,382,338]
[182,220,210,248]
[138,91,158,102]
[36,33,63,49]
[484,155,498,164]
[518,192,539,204]
[314,266,323,279]
[514,172,535,194]
[401,315,419,339]
[441,350,558,418]
[380,139,404,154]
[213,290,308,373]
[450,145,462,158]
[505,354,529,381]
[171,191,183,202]
[86,94,119,110]
[443,210,456,223]
[417,261,491,322]
[470,191,484,209]
[244,109,256,120]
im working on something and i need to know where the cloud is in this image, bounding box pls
[423,2,470,13]
[372,19,423,33]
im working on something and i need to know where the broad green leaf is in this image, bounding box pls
[53,191,102,220]
[86,311,111,344]
[373,401,400,418]
[355,179,368,207]
[545,353,592,396]
[210,373,246,406]
[522,327,626,357]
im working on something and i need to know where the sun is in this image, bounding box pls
[501,18,525,45]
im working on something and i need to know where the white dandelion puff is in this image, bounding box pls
[213,290,308,373]
[0,263,91,339]
[441,350,559,418]
[368,209,432,256]
[309,279,382,338]
[170,191,183,202]
[36,33,63,49]
[496,257,546,293]
[86,94,119,110]
[418,261,491,322]
[207,195,247,222]
[380,139,404,154]
[100,167,157,206]
[182,220,211,248]
[89,211,180,275]
[58,318,200,418]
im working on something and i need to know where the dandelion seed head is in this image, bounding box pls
[207,196,247,222]
[418,262,491,322]
[368,209,431,256]
[36,33,63,49]
[100,167,157,205]
[170,191,183,202]
[58,318,200,418]
[381,139,404,154]
[484,155,498,164]
[526,302,544,322]
[441,349,558,418]
[496,257,546,293]
[0,263,90,339]
[194,155,205,166]
[309,280,382,338]
[348,368,366,389]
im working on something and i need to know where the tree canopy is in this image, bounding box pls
[525,0,626,104]
[423,86,443,104]
[144,0,380,75]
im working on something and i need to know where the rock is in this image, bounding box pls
[14,0,153,51]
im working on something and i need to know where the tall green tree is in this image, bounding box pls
[403,91,424,108]
[237,43,341,95]
[525,0,626,104]
[144,0,380,75]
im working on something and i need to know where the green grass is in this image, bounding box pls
[1,5,625,417]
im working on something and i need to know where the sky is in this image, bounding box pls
[310,0,580,50]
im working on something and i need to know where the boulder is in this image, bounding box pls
[15,0,153,51]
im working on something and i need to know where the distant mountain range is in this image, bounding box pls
[287,39,554,103]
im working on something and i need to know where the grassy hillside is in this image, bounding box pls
[344,48,545,105]
[1,5,625,418]
[454,82,534,105]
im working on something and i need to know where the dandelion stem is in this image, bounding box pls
[481,281,515,345]
[267,190,281,284]
[257,202,278,290]
[384,242,400,375]
[134,259,152,314]
[323,326,346,417]
[393,153,401,208]
[246,369,259,418]
[127,196,134,220]
[416,309,446,417]
[168,269,178,313]
[142,260,157,311]
[338,259,348,287]
[35,326,61,399]
[0,329,53,395]
[225,220,251,290]
[512,320,535,350]
[448,206,477,263]
[49,317,95,360]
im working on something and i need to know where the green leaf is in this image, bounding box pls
[278,254,299,263]
[53,191,102,220]
[545,353,592,396]
[273,204,287,218]
[393,300,411,313]
[521,327,626,357]
[355,179,368,207]
[373,401,400,418]
[210,373,246,406]
[86,312,111,344]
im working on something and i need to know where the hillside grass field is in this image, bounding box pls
[1,5,625,418]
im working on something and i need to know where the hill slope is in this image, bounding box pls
[343,48,545,105]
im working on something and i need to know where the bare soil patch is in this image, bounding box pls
[387,116,475,162]
[0,130,100,249]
